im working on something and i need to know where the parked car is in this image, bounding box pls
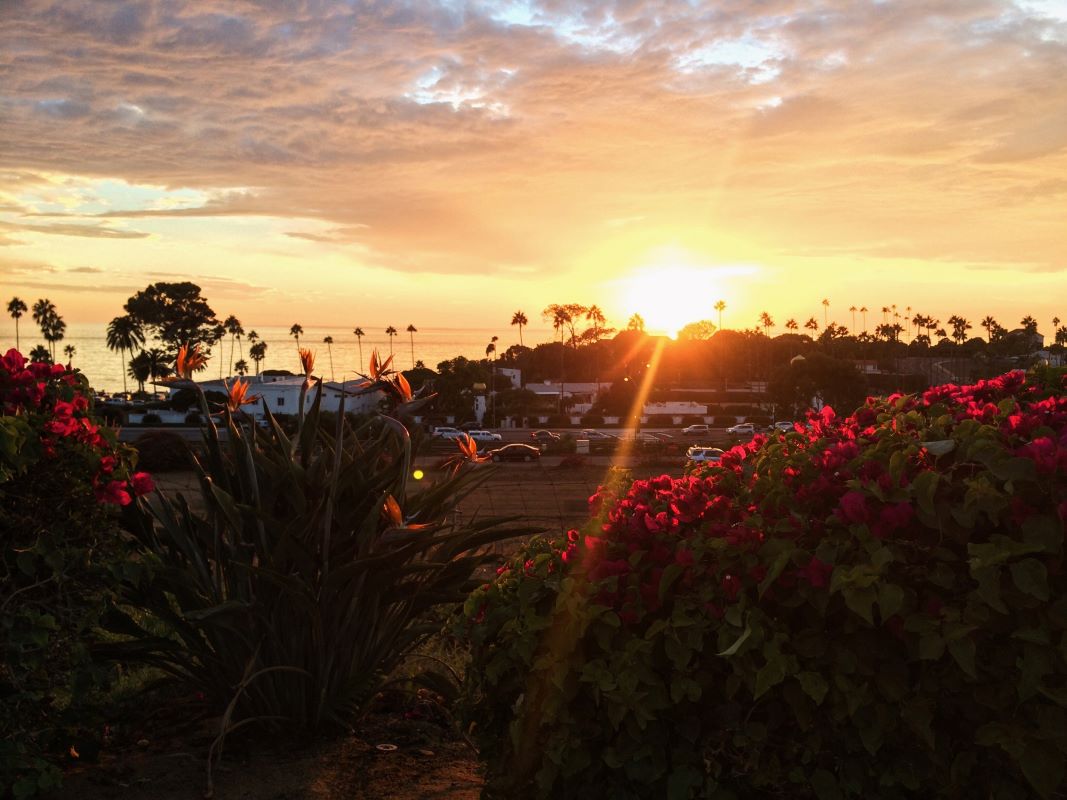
[771,420,796,433]
[681,424,710,436]
[458,421,482,432]
[726,422,756,436]
[432,426,464,439]
[467,430,503,442]
[530,429,561,442]
[488,444,541,462]
[633,431,675,448]
[579,429,616,440]
[686,446,724,464]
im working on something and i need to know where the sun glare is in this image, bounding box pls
[617,265,727,337]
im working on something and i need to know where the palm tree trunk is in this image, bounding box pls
[14,319,19,352]
[357,338,363,373]
[518,324,524,347]
[120,347,127,394]
[328,342,334,381]
[409,333,415,369]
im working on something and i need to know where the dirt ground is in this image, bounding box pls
[63,460,687,799]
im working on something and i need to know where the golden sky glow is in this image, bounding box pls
[2,1,1066,339]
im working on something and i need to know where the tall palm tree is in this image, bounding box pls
[849,305,857,332]
[249,340,267,375]
[804,317,819,336]
[881,306,890,325]
[106,315,145,395]
[785,318,798,332]
[980,315,998,342]
[1020,315,1038,334]
[63,344,76,366]
[821,298,830,327]
[353,327,365,373]
[323,335,335,380]
[32,299,64,360]
[289,323,303,350]
[223,315,243,375]
[543,305,573,413]
[627,314,645,332]
[511,310,528,347]
[7,297,27,351]
[759,311,774,336]
[714,300,726,331]
[860,306,868,333]
[234,359,249,377]
[385,326,398,358]
[406,324,417,369]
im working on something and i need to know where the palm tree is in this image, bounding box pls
[543,305,573,413]
[511,311,528,347]
[28,344,51,363]
[821,298,830,327]
[353,327,365,373]
[804,317,819,336]
[128,352,151,394]
[63,344,76,366]
[1020,315,1038,334]
[714,300,726,331]
[385,326,398,358]
[106,315,145,395]
[759,311,774,336]
[141,348,172,386]
[289,323,303,350]
[849,305,857,332]
[249,340,267,375]
[323,335,335,380]
[980,315,998,342]
[406,324,417,369]
[785,318,798,332]
[234,359,249,377]
[7,297,27,351]
[223,315,243,375]
[627,314,645,332]
[860,306,868,333]
[32,299,64,360]
[881,306,890,325]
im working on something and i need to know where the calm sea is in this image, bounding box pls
[7,323,552,394]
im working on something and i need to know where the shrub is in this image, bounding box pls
[746,414,772,425]
[646,414,674,426]
[580,414,605,427]
[713,415,736,426]
[0,350,151,797]
[183,411,202,425]
[104,357,532,739]
[459,370,1067,799]
[547,413,572,428]
[681,415,706,426]
[140,412,162,425]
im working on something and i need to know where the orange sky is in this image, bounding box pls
[2,1,1065,341]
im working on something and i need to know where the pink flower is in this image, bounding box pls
[837,491,870,524]
[131,472,155,496]
[96,480,132,506]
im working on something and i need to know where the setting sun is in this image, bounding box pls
[616,263,735,337]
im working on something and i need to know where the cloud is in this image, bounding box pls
[0,220,149,239]
[0,0,1064,283]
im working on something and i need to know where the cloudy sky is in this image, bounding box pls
[2,0,1065,337]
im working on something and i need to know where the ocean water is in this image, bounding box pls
[7,322,551,394]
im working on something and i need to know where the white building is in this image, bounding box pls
[144,373,384,424]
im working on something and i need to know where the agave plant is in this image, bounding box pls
[104,352,532,734]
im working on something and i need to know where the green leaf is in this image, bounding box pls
[877,582,905,622]
[754,654,787,699]
[717,625,751,657]
[797,671,829,705]
[16,550,36,577]
[810,769,843,800]
[912,470,940,515]
[947,636,977,678]
[1020,742,1065,799]
[971,566,1007,613]
[658,563,684,604]
[759,547,794,598]
[842,586,876,625]
[1010,558,1049,601]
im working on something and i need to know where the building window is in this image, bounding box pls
[277,397,285,407]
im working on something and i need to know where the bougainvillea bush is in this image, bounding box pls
[0,350,151,797]
[459,370,1067,799]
